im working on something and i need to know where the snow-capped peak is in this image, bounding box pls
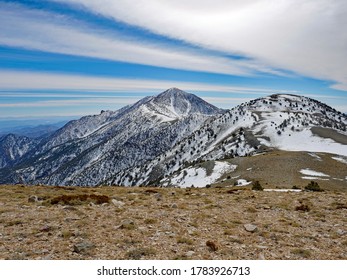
[141,88,223,120]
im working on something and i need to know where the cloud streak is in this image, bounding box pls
[1,70,346,116]
[0,70,289,95]
[0,2,281,77]
[52,0,347,91]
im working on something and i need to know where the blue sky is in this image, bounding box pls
[0,0,346,124]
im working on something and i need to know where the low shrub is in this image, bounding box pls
[50,194,110,205]
[252,181,263,191]
[305,181,322,192]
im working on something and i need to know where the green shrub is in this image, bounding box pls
[252,181,263,191]
[304,181,322,192]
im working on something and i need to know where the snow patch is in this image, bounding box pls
[333,178,344,181]
[332,157,347,164]
[253,112,347,157]
[264,189,302,192]
[235,179,252,186]
[302,176,330,181]
[300,169,330,177]
[308,153,322,161]
[169,161,236,188]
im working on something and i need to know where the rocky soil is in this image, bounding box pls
[0,184,346,260]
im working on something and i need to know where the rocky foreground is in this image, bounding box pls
[0,184,346,260]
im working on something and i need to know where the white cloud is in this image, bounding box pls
[0,97,140,108]
[1,70,346,114]
[52,0,347,91]
[0,70,285,95]
[0,2,280,77]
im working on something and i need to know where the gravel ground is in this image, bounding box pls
[0,185,346,260]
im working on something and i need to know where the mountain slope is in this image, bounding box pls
[112,94,347,187]
[0,88,223,186]
[0,91,346,188]
[0,134,38,169]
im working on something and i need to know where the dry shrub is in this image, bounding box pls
[226,189,239,194]
[335,203,347,210]
[295,204,310,212]
[50,194,110,205]
[144,189,158,194]
[206,240,219,251]
[291,248,312,258]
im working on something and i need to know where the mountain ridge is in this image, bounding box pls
[0,88,223,186]
[0,88,346,188]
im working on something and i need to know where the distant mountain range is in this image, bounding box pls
[0,88,346,189]
[0,122,67,138]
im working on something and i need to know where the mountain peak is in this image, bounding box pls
[148,88,223,118]
[156,87,189,99]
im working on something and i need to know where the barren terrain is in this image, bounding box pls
[214,150,347,191]
[0,184,346,260]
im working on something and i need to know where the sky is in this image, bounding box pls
[0,0,346,125]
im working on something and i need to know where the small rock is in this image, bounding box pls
[171,203,178,209]
[154,193,162,201]
[166,232,175,237]
[40,225,51,232]
[118,219,135,229]
[337,229,346,236]
[28,195,39,203]
[255,245,268,249]
[112,199,125,207]
[244,224,258,233]
[73,241,95,254]
[185,251,195,257]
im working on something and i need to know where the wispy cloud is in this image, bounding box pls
[1,70,346,116]
[0,2,282,77]
[0,70,289,95]
[52,0,347,91]
[0,97,141,108]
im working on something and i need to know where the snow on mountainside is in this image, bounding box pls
[0,90,346,188]
[0,88,223,186]
[112,94,346,187]
[0,134,38,168]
